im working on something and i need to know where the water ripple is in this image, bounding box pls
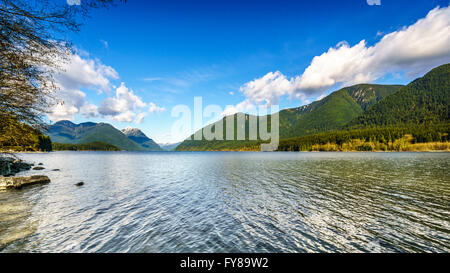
[0,151,449,252]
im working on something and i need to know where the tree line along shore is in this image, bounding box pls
[1,123,449,153]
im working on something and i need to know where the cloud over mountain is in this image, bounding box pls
[148,102,166,113]
[228,5,450,113]
[98,83,147,123]
[48,53,166,124]
[48,52,118,121]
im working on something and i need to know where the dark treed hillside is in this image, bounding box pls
[277,124,449,152]
[47,121,143,151]
[277,63,450,152]
[176,84,403,151]
[0,118,52,152]
[47,121,162,151]
[279,84,403,138]
[52,142,121,151]
[349,63,449,127]
[177,63,449,152]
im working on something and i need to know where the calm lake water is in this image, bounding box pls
[0,152,449,253]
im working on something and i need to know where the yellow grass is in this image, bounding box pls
[309,140,450,152]
[400,142,450,151]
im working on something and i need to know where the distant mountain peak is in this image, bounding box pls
[78,122,98,127]
[120,127,162,150]
[53,120,98,128]
[121,127,147,138]
[54,120,76,127]
[47,121,163,151]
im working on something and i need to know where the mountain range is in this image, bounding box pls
[45,63,449,152]
[159,142,182,151]
[348,63,449,127]
[46,121,163,151]
[121,127,163,151]
[176,63,449,151]
[176,84,404,150]
[277,83,404,138]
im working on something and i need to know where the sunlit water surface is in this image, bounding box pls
[0,152,449,253]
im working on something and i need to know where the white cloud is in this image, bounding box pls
[54,53,118,93]
[316,94,327,101]
[99,82,147,120]
[48,103,78,122]
[223,101,253,116]
[67,0,81,6]
[48,89,99,121]
[296,5,450,93]
[367,0,381,6]
[135,112,147,124]
[240,71,293,106]
[80,103,99,118]
[48,52,119,121]
[48,52,157,124]
[111,111,136,123]
[148,102,166,113]
[143,77,163,82]
[223,71,305,115]
[230,5,450,111]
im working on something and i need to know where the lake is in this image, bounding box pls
[0,152,449,253]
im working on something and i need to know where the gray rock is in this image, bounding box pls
[38,163,43,166]
[51,169,60,171]
[75,182,84,187]
[0,175,50,190]
[0,159,11,176]
[0,157,32,176]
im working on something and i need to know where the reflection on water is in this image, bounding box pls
[0,188,38,250]
[0,152,449,252]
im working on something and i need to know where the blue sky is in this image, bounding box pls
[50,0,450,143]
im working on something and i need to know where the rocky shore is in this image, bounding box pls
[0,157,33,176]
[0,156,50,189]
[0,175,50,189]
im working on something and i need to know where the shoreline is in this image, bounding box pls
[8,150,447,153]
[4,148,450,154]
[175,150,450,152]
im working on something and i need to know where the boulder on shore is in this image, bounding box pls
[0,157,33,176]
[0,175,50,190]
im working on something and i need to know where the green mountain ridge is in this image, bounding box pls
[121,127,163,151]
[176,83,404,151]
[177,63,449,151]
[349,64,450,127]
[46,121,162,151]
[52,141,121,151]
[278,84,403,138]
[48,63,449,152]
